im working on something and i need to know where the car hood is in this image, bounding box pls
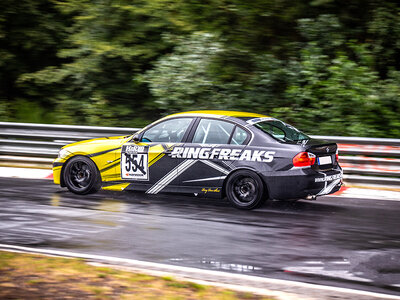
[62,135,131,154]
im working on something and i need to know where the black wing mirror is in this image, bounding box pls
[132,135,140,143]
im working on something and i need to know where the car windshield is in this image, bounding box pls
[250,118,309,143]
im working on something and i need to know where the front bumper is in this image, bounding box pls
[52,159,64,186]
[261,166,343,200]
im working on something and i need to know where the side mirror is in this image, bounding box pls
[132,136,140,143]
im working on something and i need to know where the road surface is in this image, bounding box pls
[0,177,399,297]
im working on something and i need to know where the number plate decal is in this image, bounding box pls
[121,145,149,180]
[318,156,332,165]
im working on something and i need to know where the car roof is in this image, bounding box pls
[166,110,269,119]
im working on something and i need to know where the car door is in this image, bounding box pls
[175,118,249,196]
[120,117,195,194]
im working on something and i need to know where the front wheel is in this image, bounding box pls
[225,170,266,210]
[63,156,102,195]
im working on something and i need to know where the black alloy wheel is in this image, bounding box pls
[63,156,102,195]
[225,170,266,209]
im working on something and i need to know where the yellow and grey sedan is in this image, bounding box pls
[53,111,342,209]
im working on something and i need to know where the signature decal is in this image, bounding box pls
[202,188,221,193]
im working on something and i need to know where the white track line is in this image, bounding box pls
[0,167,52,179]
[330,188,400,202]
[0,244,399,300]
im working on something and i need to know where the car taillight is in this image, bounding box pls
[293,152,316,167]
[335,150,339,163]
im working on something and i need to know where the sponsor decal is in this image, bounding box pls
[246,117,275,125]
[315,173,342,183]
[170,146,275,162]
[121,145,149,180]
[125,145,146,154]
[201,188,221,193]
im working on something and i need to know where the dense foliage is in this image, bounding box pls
[0,0,399,136]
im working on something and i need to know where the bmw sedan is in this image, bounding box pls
[53,111,342,209]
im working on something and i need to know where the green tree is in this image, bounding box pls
[277,16,400,137]
[368,4,400,77]
[1,0,400,137]
[19,0,185,126]
[0,0,67,122]
[146,32,225,113]
[147,14,400,137]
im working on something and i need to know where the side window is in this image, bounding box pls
[230,126,248,145]
[192,119,234,144]
[142,118,192,143]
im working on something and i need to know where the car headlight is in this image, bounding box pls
[58,148,71,159]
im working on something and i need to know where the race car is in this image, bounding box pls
[53,111,342,209]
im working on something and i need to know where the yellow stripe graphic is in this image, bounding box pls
[102,183,130,191]
[149,153,164,167]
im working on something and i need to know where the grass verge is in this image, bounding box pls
[0,251,275,299]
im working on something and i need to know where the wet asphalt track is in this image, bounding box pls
[0,177,399,297]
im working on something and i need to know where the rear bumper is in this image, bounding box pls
[260,166,342,200]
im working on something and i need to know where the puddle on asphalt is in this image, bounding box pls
[96,199,127,213]
[167,258,263,273]
[284,252,400,289]
[200,259,262,272]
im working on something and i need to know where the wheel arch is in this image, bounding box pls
[60,154,100,187]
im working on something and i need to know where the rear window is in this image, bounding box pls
[251,119,309,143]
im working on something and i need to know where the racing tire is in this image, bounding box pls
[63,156,102,195]
[225,170,266,210]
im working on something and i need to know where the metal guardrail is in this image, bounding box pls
[309,135,400,187]
[0,122,399,188]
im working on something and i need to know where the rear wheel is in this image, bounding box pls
[63,156,101,195]
[225,170,266,210]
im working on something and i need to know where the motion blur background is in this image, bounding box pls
[0,0,399,137]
